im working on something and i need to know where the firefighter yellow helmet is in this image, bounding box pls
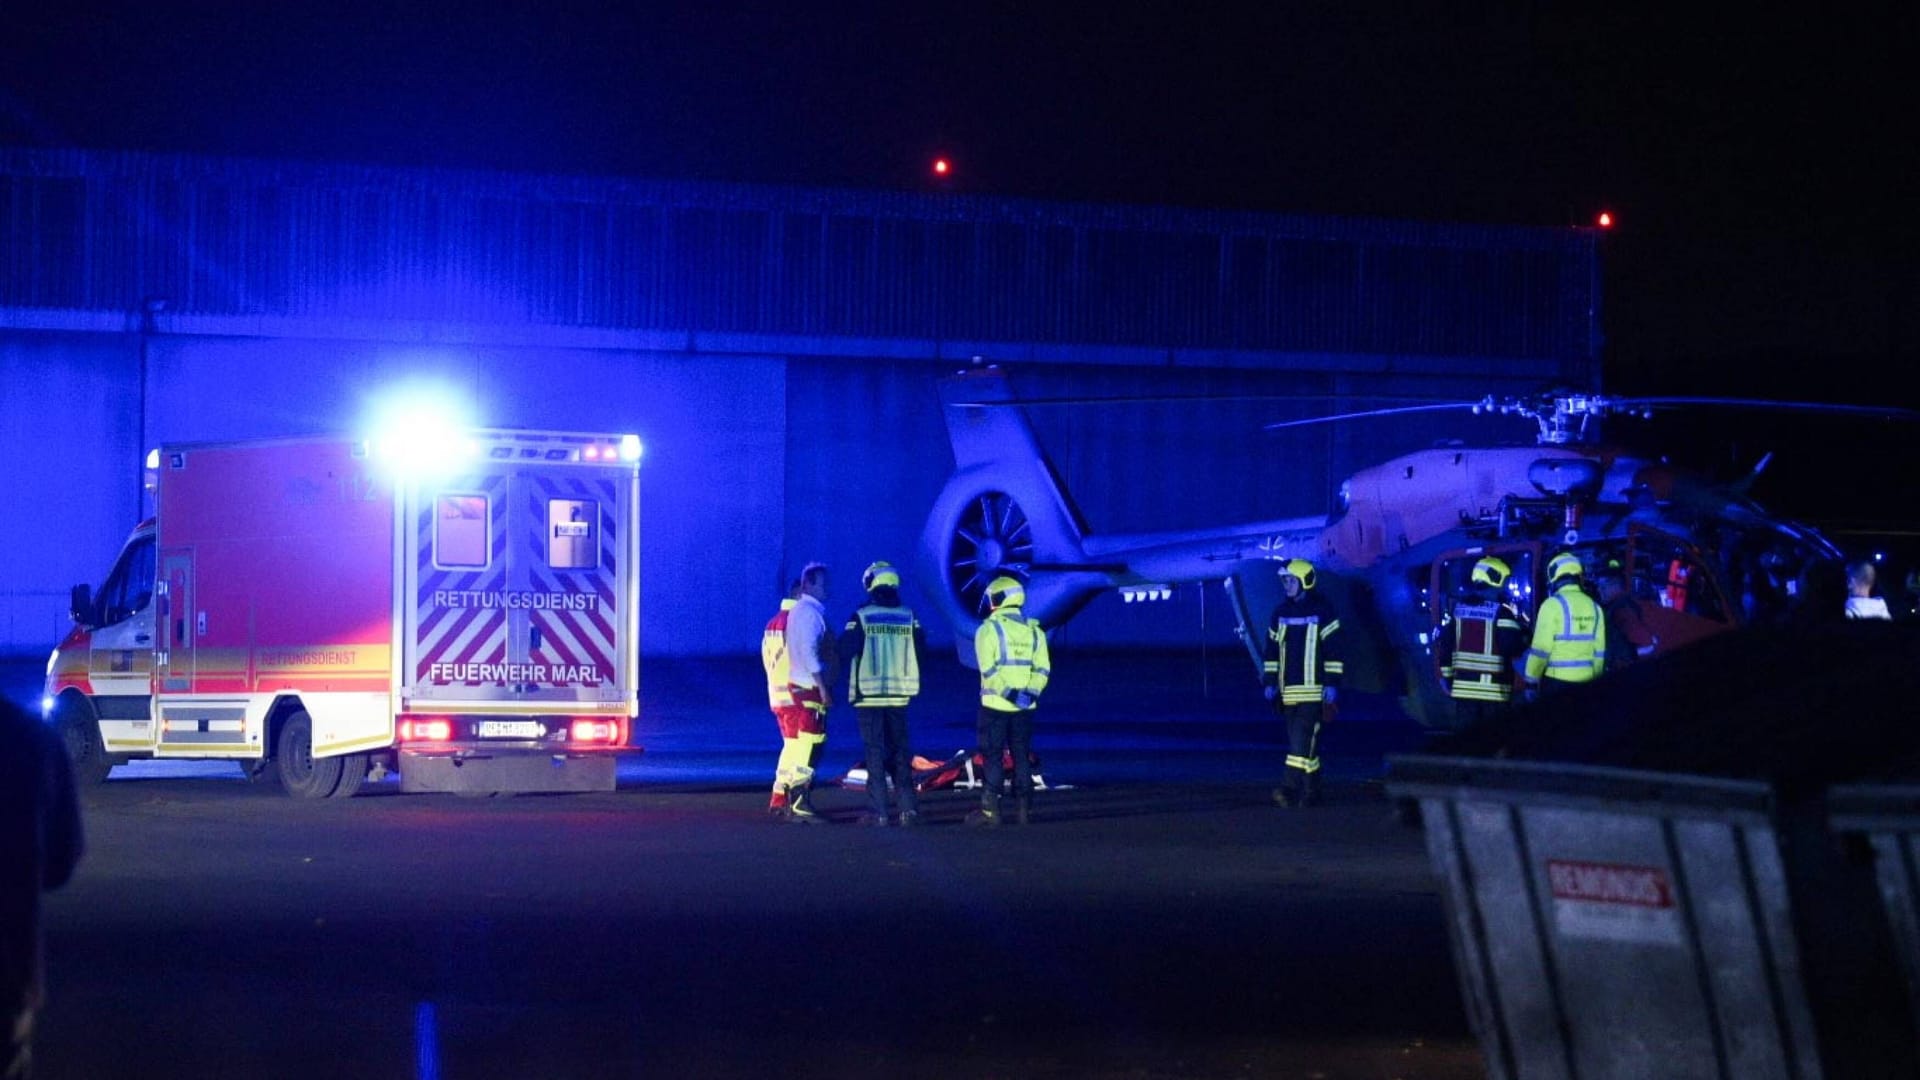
[1280,558,1317,591]
[986,575,1026,609]
[1471,556,1511,589]
[862,560,900,592]
[1548,552,1584,583]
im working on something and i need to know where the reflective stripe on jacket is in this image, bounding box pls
[1525,583,1607,684]
[975,607,1050,711]
[846,604,922,706]
[1436,596,1526,703]
[762,599,796,708]
[1263,593,1344,705]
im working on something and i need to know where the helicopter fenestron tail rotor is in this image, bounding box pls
[947,490,1035,619]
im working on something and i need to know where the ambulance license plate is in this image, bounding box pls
[478,720,544,739]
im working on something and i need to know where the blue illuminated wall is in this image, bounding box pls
[0,331,142,651]
[143,337,791,658]
[0,149,1599,658]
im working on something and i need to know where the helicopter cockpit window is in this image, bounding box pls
[1726,536,1811,626]
[1635,538,1727,624]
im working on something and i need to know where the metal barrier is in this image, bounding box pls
[1387,755,1917,1080]
[1828,783,1920,1045]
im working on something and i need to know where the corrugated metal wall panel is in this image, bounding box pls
[0,148,1599,366]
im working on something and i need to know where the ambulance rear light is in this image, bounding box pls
[585,437,641,462]
[569,718,624,744]
[398,717,453,742]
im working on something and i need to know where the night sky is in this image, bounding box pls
[2,5,1913,407]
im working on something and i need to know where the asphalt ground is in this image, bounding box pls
[3,650,1483,1080]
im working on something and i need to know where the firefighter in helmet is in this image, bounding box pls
[1433,555,1529,735]
[967,574,1050,827]
[1523,552,1607,698]
[839,560,927,826]
[1261,558,1344,807]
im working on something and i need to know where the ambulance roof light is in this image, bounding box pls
[620,435,643,461]
[366,396,474,475]
[145,448,160,469]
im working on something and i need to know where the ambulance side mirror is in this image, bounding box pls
[69,584,95,627]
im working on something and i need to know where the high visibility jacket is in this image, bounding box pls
[1665,560,1690,612]
[1436,593,1527,703]
[1263,593,1344,705]
[975,606,1050,711]
[761,598,796,708]
[1525,582,1608,684]
[843,602,924,706]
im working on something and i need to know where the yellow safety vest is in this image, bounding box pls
[974,607,1050,711]
[1525,583,1608,684]
[847,604,922,706]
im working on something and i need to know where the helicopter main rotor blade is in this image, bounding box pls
[1260,401,1491,433]
[1610,397,1920,421]
[951,393,1452,409]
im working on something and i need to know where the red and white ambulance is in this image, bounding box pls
[44,427,641,797]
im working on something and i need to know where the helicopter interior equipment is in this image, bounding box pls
[915,364,1918,730]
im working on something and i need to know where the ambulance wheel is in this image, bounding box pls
[56,696,112,785]
[275,712,343,799]
[328,753,370,799]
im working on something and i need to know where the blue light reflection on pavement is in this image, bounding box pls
[1,651,1437,791]
[414,1001,441,1080]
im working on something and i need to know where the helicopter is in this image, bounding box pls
[915,364,1917,729]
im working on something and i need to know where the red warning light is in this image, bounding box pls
[932,158,951,176]
[1596,211,1614,228]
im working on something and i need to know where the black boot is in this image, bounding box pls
[787,783,827,824]
[965,791,1002,827]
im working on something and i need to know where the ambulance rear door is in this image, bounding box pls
[399,432,639,716]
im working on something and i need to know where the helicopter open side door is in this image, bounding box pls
[1620,524,1737,656]
[1425,543,1541,722]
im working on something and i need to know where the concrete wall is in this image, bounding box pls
[1,328,1557,660]
[0,330,143,654]
[4,332,790,658]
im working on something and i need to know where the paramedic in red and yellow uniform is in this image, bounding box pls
[761,563,833,823]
